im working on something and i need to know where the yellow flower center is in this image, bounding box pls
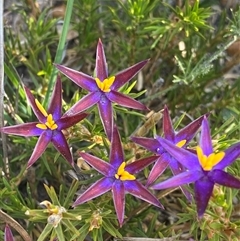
[196,146,225,171]
[176,139,186,148]
[115,162,136,181]
[35,99,58,130]
[95,76,115,92]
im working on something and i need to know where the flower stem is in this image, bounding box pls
[43,0,75,106]
[0,0,9,177]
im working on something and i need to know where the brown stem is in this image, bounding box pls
[0,209,32,241]
[25,0,40,19]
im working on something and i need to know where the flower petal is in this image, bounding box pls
[175,114,204,144]
[55,64,98,92]
[107,90,148,110]
[210,169,240,188]
[57,113,88,129]
[95,39,108,80]
[163,105,175,141]
[52,131,73,166]
[24,86,46,122]
[48,76,62,120]
[157,137,200,170]
[97,95,113,140]
[27,131,51,168]
[213,142,240,170]
[126,155,158,174]
[4,225,14,241]
[112,181,125,227]
[79,152,114,176]
[109,126,124,168]
[124,180,163,208]
[0,123,43,136]
[170,161,192,201]
[146,155,169,186]
[63,92,101,117]
[73,177,112,206]
[131,136,160,153]
[112,60,149,90]
[194,177,214,217]
[152,170,202,190]
[200,116,213,156]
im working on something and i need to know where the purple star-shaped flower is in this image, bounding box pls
[55,39,148,140]
[73,126,162,226]
[0,76,88,168]
[152,116,240,217]
[131,105,204,199]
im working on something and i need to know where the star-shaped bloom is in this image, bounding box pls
[73,126,162,226]
[152,116,240,217]
[131,105,204,199]
[0,76,88,168]
[55,39,148,140]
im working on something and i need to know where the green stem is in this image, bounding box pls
[44,0,75,106]
[0,0,9,177]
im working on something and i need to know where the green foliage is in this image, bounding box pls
[1,0,240,240]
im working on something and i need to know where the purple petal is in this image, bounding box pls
[126,155,158,174]
[55,64,98,92]
[112,181,125,227]
[107,90,148,110]
[175,115,204,144]
[170,161,192,201]
[52,131,73,166]
[112,60,149,90]
[213,142,240,170]
[0,123,43,136]
[57,113,88,129]
[210,169,240,188]
[48,76,62,120]
[24,86,46,122]
[4,225,14,241]
[79,152,114,176]
[27,131,51,168]
[200,116,213,156]
[195,177,214,217]
[73,177,113,206]
[95,39,108,80]
[97,95,113,140]
[131,136,160,153]
[157,137,200,170]
[109,126,124,168]
[163,105,175,141]
[169,158,186,175]
[146,155,169,186]
[63,92,101,117]
[124,180,163,208]
[152,170,202,190]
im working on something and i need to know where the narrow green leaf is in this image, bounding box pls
[55,224,65,241]
[102,219,122,238]
[43,185,60,206]
[62,219,80,235]
[63,179,79,207]
[37,224,53,241]
[70,223,90,241]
